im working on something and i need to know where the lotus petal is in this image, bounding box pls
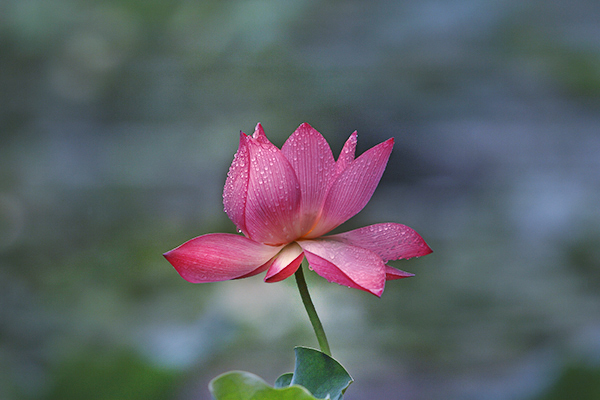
[307,138,394,238]
[163,233,282,283]
[328,222,432,261]
[265,242,305,283]
[282,123,335,236]
[244,124,302,245]
[298,239,386,296]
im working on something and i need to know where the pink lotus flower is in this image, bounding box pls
[164,123,431,296]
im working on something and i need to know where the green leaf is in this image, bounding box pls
[274,372,294,388]
[45,346,179,400]
[209,371,321,400]
[291,347,353,400]
[209,348,352,400]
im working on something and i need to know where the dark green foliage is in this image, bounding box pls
[44,347,180,400]
[535,364,600,400]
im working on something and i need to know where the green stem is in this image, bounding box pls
[294,263,332,356]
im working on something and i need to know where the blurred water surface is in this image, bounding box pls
[1,0,600,399]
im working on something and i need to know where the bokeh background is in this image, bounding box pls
[1,0,600,399]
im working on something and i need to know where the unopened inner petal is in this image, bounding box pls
[281,123,335,236]
[265,242,305,282]
[243,129,302,245]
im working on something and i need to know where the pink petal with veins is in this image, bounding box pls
[244,124,302,245]
[307,138,394,238]
[223,132,250,236]
[298,239,386,296]
[265,242,305,283]
[281,123,335,236]
[328,222,432,261]
[385,266,415,280]
[163,233,282,283]
[233,259,274,280]
[333,131,357,177]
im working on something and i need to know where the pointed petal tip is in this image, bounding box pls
[163,249,175,262]
[412,240,433,258]
[424,244,433,255]
[299,122,311,128]
[291,122,323,139]
[344,131,358,148]
[238,130,250,144]
[253,123,266,140]
[385,265,415,281]
[405,229,433,258]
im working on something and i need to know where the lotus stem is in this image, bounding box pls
[294,262,332,356]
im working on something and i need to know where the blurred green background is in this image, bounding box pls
[1,0,600,399]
